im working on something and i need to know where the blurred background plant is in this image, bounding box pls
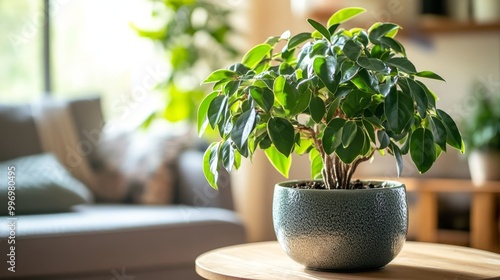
[131,0,239,126]
[461,81,500,152]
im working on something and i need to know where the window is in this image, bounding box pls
[0,0,166,122]
[0,0,43,103]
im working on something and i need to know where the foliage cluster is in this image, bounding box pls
[199,8,464,189]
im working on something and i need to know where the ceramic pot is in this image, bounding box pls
[468,150,500,186]
[272,180,408,271]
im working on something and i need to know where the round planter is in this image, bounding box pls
[468,150,500,186]
[272,180,408,271]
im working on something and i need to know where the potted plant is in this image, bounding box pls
[463,82,500,186]
[131,0,238,125]
[198,7,464,271]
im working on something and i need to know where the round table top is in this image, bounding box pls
[195,241,500,280]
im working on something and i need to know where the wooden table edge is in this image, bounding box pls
[195,241,500,280]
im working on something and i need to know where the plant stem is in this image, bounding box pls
[306,125,337,189]
[334,156,341,188]
[346,150,376,188]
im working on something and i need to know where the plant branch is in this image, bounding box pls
[346,150,376,188]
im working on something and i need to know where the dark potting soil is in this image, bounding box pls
[291,179,383,190]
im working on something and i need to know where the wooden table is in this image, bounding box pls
[397,178,500,252]
[196,241,500,280]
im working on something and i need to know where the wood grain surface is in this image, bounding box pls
[196,241,500,280]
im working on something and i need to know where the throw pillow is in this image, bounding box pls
[93,125,190,204]
[0,153,93,215]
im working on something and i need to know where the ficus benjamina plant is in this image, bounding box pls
[198,7,465,190]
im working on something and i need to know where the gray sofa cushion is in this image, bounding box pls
[177,150,234,210]
[0,104,43,162]
[0,205,245,279]
[0,153,93,215]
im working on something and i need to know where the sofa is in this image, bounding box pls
[0,98,246,279]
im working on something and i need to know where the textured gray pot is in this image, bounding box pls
[273,180,408,271]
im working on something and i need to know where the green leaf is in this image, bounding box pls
[327,7,366,27]
[405,78,429,118]
[293,86,312,115]
[340,61,360,83]
[356,57,387,72]
[326,97,341,121]
[410,128,436,173]
[265,36,280,46]
[379,37,405,55]
[416,80,437,108]
[342,121,358,148]
[378,76,397,97]
[268,117,295,156]
[231,109,257,154]
[377,130,390,149]
[309,148,323,179]
[249,87,274,113]
[416,71,446,82]
[340,89,372,117]
[287,32,312,50]
[310,40,329,56]
[275,76,311,115]
[295,138,313,155]
[265,145,292,178]
[400,131,411,155]
[228,63,251,75]
[430,116,448,151]
[224,80,241,96]
[310,150,324,179]
[365,116,384,129]
[328,23,340,35]
[307,19,330,39]
[363,120,376,143]
[274,75,286,100]
[220,140,235,172]
[234,150,242,169]
[258,135,272,150]
[203,69,238,84]
[343,40,362,61]
[279,62,295,75]
[369,23,400,42]
[336,128,365,164]
[385,90,414,135]
[390,142,403,177]
[386,57,417,74]
[309,96,326,123]
[197,91,218,136]
[313,55,338,93]
[437,109,465,153]
[241,44,273,69]
[351,69,378,93]
[207,95,228,129]
[203,142,220,190]
[323,118,345,154]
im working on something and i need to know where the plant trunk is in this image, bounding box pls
[322,154,351,189]
[321,155,336,189]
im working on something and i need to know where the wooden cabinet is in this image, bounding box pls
[399,178,500,253]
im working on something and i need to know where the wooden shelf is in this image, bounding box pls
[308,11,500,35]
[416,16,500,34]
